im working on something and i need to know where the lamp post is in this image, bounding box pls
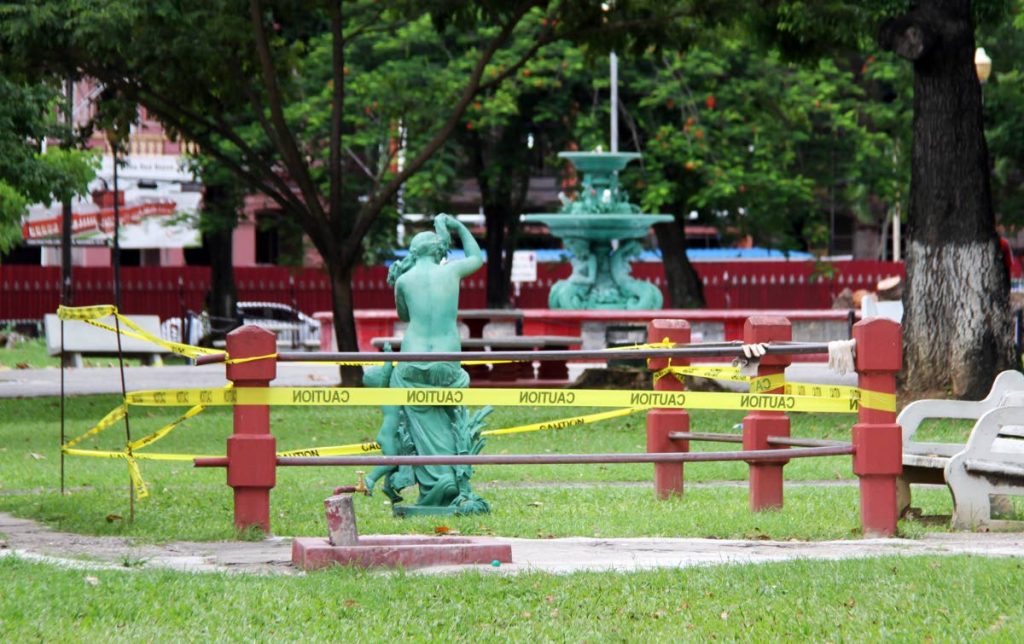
[602,2,618,152]
[975,47,992,84]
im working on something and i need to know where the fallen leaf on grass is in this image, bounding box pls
[84,576,100,586]
[105,514,123,523]
[343,599,359,608]
[16,362,30,369]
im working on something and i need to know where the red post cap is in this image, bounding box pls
[226,325,278,383]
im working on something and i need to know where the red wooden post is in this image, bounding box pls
[225,325,278,533]
[742,316,792,510]
[646,319,691,499]
[852,318,902,537]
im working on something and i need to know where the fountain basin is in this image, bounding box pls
[557,151,641,175]
[523,213,674,241]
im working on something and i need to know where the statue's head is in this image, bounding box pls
[409,231,446,263]
[564,238,591,257]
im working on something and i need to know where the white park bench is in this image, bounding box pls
[898,370,1024,529]
[44,313,169,368]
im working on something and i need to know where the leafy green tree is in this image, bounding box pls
[743,0,1017,397]
[0,76,97,254]
[453,39,592,308]
[569,36,911,308]
[0,0,684,383]
[980,17,1024,230]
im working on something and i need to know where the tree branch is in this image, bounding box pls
[340,0,543,264]
[329,0,344,229]
[248,0,327,222]
[92,74,310,218]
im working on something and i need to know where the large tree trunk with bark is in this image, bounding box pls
[205,225,238,340]
[882,0,1015,398]
[329,261,363,386]
[484,205,514,308]
[654,214,704,309]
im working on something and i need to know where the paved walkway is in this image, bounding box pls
[2,512,1022,576]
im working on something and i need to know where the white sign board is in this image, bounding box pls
[511,250,537,282]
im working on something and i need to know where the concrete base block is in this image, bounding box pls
[292,535,512,570]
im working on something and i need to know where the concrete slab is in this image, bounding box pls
[292,535,512,570]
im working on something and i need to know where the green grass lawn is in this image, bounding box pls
[2,393,1021,641]
[2,554,1022,641]
[0,394,993,541]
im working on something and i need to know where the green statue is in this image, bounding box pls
[374,213,493,516]
[548,237,663,309]
[525,152,672,310]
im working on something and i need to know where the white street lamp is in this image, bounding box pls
[975,47,992,84]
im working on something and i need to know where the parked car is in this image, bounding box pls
[160,301,320,349]
[235,301,320,349]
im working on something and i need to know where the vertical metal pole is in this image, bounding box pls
[59,74,74,495]
[892,210,901,262]
[178,276,186,345]
[59,318,66,495]
[114,312,134,522]
[610,51,619,153]
[112,146,122,309]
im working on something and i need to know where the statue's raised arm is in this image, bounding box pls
[436,213,483,278]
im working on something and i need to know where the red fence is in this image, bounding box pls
[0,261,903,321]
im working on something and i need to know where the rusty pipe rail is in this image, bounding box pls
[766,436,851,448]
[194,445,853,469]
[668,431,743,443]
[195,341,835,365]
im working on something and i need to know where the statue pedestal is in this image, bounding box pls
[291,535,512,570]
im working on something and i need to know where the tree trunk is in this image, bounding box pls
[898,0,1015,398]
[205,226,238,341]
[484,205,512,308]
[654,215,705,309]
[329,261,363,386]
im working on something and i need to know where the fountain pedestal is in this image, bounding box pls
[524,152,673,310]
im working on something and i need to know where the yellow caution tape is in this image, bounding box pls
[267,407,646,457]
[658,366,786,394]
[59,306,539,366]
[120,385,882,413]
[126,456,148,499]
[483,406,644,436]
[128,403,209,451]
[63,448,217,461]
[58,305,225,360]
[63,403,127,449]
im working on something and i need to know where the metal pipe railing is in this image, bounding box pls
[195,341,835,366]
[766,436,851,448]
[668,431,743,443]
[189,444,855,469]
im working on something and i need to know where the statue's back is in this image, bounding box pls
[397,263,461,352]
